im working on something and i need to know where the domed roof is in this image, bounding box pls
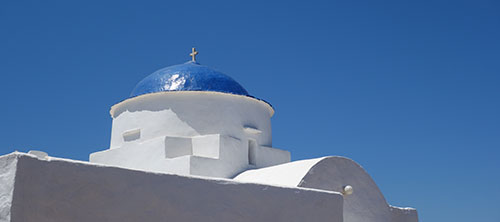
[130,61,249,98]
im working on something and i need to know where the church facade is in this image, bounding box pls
[0,49,418,222]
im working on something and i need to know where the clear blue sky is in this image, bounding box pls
[1,0,499,221]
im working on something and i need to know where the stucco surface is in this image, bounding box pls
[91,134,290,178]
[91,91,289,178]
[390,206,419,222]
[2,153,343,222]
[109,91,273,148]
[0,153,18,222]
[235,156,418,222]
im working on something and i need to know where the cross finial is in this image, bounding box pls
[190,47,198,62]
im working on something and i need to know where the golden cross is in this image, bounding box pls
[190,47,198,62]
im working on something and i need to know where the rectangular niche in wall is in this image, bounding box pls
[123,129,141,142]
[248,139,258,165]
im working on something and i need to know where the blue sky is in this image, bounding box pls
[1,0,499,221]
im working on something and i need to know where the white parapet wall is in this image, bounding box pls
[90,133,290,178]
[0,152,342,222]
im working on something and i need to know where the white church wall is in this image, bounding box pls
[90,137,191,175]
[0,153,18,222]
[90,91,291,178]
[109,108,199,149]
[109,91,274,149]
[234,157,323,186]
[192,134,220,158]
[390,206,419,222]
[253,145,291,168]
[218,135,247,164]
[164,136,193,158]
[189,156,245,178]
[189,135,289,178]
[3,153,344,222]
[234,156,418,222]
[92,134,274,178]
[298,157,393,222]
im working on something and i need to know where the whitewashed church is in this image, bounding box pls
[0,49,418,222]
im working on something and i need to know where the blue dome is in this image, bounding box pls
[130,61,249,98]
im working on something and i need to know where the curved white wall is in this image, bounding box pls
[109,91,274,149]
[234,156,418,222]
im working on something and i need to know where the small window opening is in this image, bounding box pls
[123,129,141,142]
[248,139,258,165]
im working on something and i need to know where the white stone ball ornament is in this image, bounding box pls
[343,185,354,196]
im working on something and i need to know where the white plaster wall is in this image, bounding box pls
[3,153,343,222]
[253,145,291,168]
[234,158,323,186]
[90,137,191,175]
[192,134,221,158]
[109,91,273,149]
[91,134,289,178]
[235,156,418,222]
[298,157,393,222]
[390,206,418,222]
[164,136,193,158]
[110,108,199,149]
[0,153,18,222]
